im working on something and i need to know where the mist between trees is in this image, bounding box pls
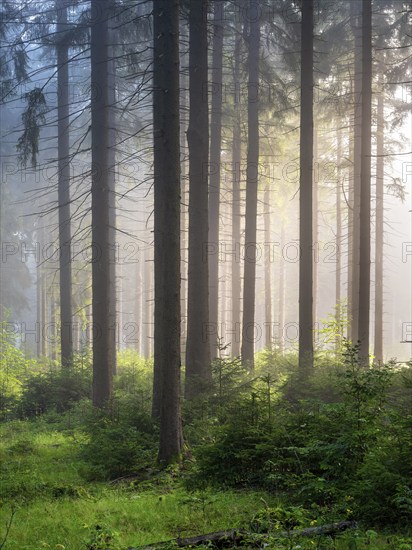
[0,0,411,466]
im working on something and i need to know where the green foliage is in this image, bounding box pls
[0,317,34,419]
[16,87,47,167]
[188,343,412,527]
[80,409,157,481]
[18,365,91,418]
[83,524,120,550]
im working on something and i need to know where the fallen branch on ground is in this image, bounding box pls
[129,520,357,549]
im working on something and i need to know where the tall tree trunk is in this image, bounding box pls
[56,0,73,367]
[374,84,384,363]
[347,114,354,341]
[278,223,285,354]
[91,0,113,407]
[350,0,362,343]
[180,25,189,366]
[143,245,151,360]
[42,264,48,358]
[264,185,272,349]
[241,0,260,369]
[185,0,211,397]
[313,125,318,333]
[336,127,342,352]
[135,255,142,355]
[231,36,242,359]
[358,0,372,363]
[108,35,117,374]
[298,0,314,371]
[153,0,183,464]
[208,0,224,361]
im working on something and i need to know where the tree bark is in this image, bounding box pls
[231,36,242,359]
[358,0,372,363]
[278,223,285,354]
[56,0,73,367]
[143,245,151,360]
[208,0,224,361]
[108,29,117,374]
[135,254,142,356]
[374,83,384,363]
[185,0,211,397]
[241,0,260,369]
[133,521,357,549]
[153,0,183,463]
[313,124,318,333]
[298,0,314,371]
[264,185,272,349]
[91,0,113,407]
[350,0,362,344]
[336,127,342,352]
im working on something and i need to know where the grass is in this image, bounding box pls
[0,420,272,548]
[1,419,411,549]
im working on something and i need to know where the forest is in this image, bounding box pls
[0,0,411,548]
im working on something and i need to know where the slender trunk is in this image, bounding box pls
[350,0,362,343]
[298,0,314,371]
[347,114,354,341]
[241,0,260,369]
[185,0,211,397]
[231,37,242,358]
[153,0,183,464]
[264,185,272,349]
[313,125,318,331]
[336,127,342,352]
[180,27,188,366]
[374,80,384,362]
[56,0,73,367]
[152,0,165,417]
[36,231,43,357]
[108,37,117,374]
[135,255,142,355]
[42,265,48,358]
[278,223,285,354]
[91,0,113,407]
[143,246,151,360]
[208,0,224,360]
[358,0,372,363]
[51,294,57,361]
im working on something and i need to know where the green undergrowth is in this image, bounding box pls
[0,420,410,549]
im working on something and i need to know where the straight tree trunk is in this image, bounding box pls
[108,36,117,374]
[153,0,183,464]
[264,185,272,349]
[336,127,342,351]
[374,84,384,363]
[358,0,372,363]
[231,36,242,358]
[135,255,142,355]
[208,0,224,361]
[152,0,166,418]
[298,0,314,371]
[180,27,189,366]
[347,115,354,341]
[42,266,48,358]
[350,0,362,343]
[241,0,260,369]
[143,245,151,360]
[185,0,211,397]
[313,125,318,332]
[56,0,73,367]
[278,223,285,354]
[91,0,113,407]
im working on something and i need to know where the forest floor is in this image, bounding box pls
[0,420,410,550]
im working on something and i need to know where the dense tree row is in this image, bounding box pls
[0,0,411,462]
